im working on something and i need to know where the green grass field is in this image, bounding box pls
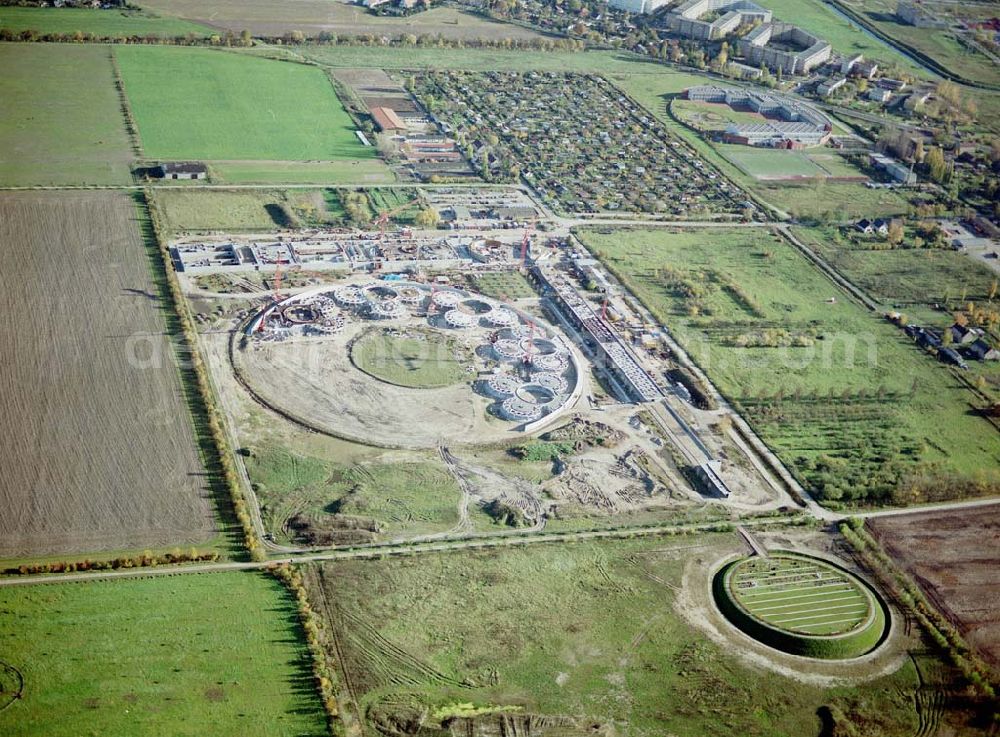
[352,327,472,388]
[307,535,923,736]
[156,188,291,231]
[720,145,830,179]
[794,226,999,309]
[155,187,352,231]
[246,445,462,543]
[0,572,326,737]
[0,6,211,36]
[116,46,375,161]
[365,187,423,223]
[579,227,1000,505]
[0,44,132,186]
[730,556,872,635]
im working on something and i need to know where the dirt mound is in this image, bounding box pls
[285,512,378,546]
[541,418,625,450]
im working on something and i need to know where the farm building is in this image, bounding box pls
[939,347,968,369]
[869,153,916,184]
[965,339,1000,361]
[739,22,832,75]
[370,106,407,133]
[665,0,771,41]
[867,88,892,103]
[153,162,206,180]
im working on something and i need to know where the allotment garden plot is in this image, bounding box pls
[412,71,747,216]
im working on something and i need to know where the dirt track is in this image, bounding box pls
[869,507,1000,667]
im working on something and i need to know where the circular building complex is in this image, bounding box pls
[713,552,889,659]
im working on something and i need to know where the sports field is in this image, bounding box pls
[116,46,375,161]
[0,44,132,186]
[729,556,872,635]
[0,6,211,36]
[0,572,327,737]
[720,145,830,180]
[615,75,905,219]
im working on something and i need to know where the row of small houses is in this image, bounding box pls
[891,315,1000,369]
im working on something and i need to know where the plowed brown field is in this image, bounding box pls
[0,192,215,558]
[869,507,1000,667]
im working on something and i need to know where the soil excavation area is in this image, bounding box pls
[235,323,524,449]
[0,192,215,558]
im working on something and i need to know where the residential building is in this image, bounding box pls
[153,162,206,180]
[817,78,846,96]
[739,22,832,75]
[665,0,771,40]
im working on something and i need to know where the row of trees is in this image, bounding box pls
[270,565,341,732]
[143,189,267,563]
[0,26,252,45]
[5,548,219,576]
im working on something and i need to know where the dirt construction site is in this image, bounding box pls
[182,210,801,550]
